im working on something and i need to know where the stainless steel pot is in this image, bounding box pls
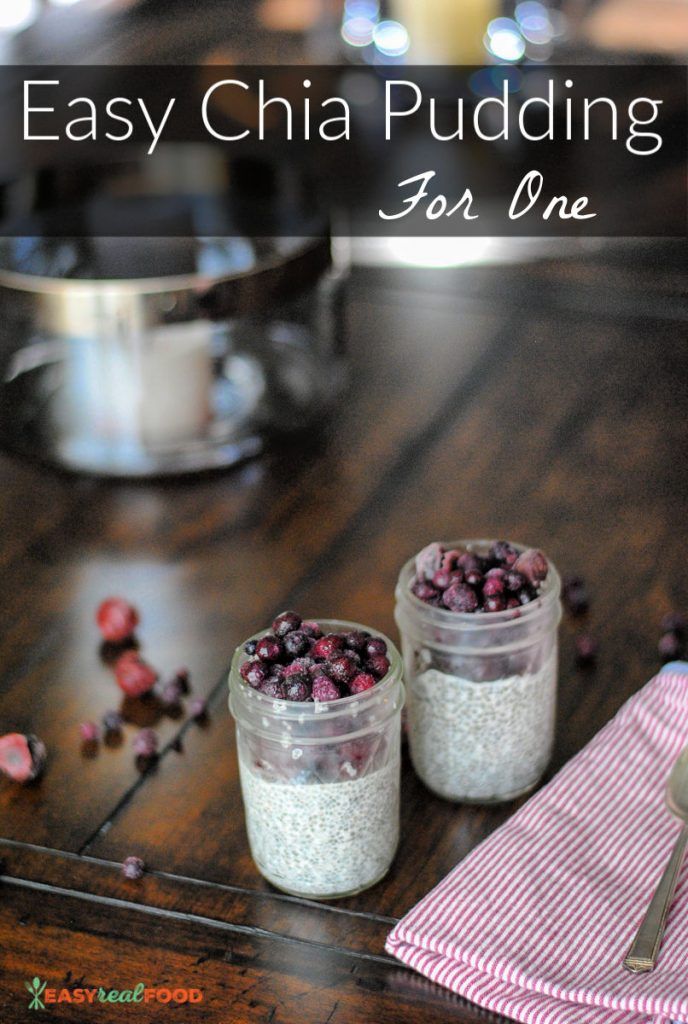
[0,235,346,477]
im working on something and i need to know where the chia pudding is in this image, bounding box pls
[396,540,561,803]
[238,751,400,897]
[229,613,404,899]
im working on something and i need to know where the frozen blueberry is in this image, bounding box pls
[240,659,268,689]
[283,630,311,658]
[256,635,283,662]
[244,639,258,656]
[412,580,441,603]
[341,630,369,652]
[328,656,357,684]
[300,620,323,639]
[504,570,527,594]
[484,594,507,613]
[464,569,483,588]
[271,611,302,638]
[366,653,390,679]
[284,677,311,702]
[489,541,519,567]
[364,637,387,658]
[311,634,345,661]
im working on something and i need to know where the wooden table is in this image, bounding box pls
[1,241,687,1022]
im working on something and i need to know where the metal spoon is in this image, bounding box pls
[623,745,688,973]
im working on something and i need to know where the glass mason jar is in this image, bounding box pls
[228,621,405,899]
[395,540,561,804]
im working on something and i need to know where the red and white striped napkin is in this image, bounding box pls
[386,665,688,1024]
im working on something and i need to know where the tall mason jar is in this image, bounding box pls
[229,621,405,899]
[395,541,561,804]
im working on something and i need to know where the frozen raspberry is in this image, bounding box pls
[489,541,519,567]
[349,672,376,694]
[240,659,268,689]
[415,542,444,581]
[284,657,314,676]
[366,654,390,679]
[329,656,357,684]
[341,630,369,652]
[283,630,311,658]
[301,621,323,639]
[575,634,598,665]
[442,583,479,613]
[122,856,145,880]
[114,651,158,698]
[256,635,283,662]
[260,679,286,699]
[102,710,123,734]
[267,665,286,682]
[484,594,506,613]
[658,632,681,660]
[312,676,341,702]
[412,580,440,603]
[96,597,139,643]
[661,612,687,636]
[513,548,548,586]
[188,697,207,720]
[271,611,302,638]
[364,637,387,658]
[79,721,100,742]
[0,733,46,783]
[311,634,345,660]
[132,728,158,758]
[284,677,311,702]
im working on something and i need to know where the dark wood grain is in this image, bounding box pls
[1,242,687,1024]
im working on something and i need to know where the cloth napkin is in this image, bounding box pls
[386,663,688,1024]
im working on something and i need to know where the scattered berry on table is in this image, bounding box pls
[132,728,158,758]
[173,668,191,694]
[79,721,100,743]
[114,651,158,698]
[96,597,139,643]
[102,710,123,734]
[122,856,145,880]
[658,631,682,661]
[562,575,590,616]
[0,733,47,783]
[188,697,208,720]
[159,678,184,708]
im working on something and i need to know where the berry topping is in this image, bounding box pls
[240,659,268,689]
[329,655,357,684]
[271,611,302,637]
[102,710,123,734]
[301,620,323,638]
[442,582,479,613]
[122,856,145,880]
[349,672,376,694]
[284,677,311,702]
[366,653,390,679]
[96,597,139,643]
[256,635,283,662]
[513,548,548,586]
[311,634,345,660]
[132,728,158,758]
[239,618,391,702]
[411,541,550,613]
[114,651,158,698]
[0,733,47,783]
[80,721,100,742]
[312,676,341,702]
[283,630,311,658]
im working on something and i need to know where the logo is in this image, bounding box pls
[22,977,203,1010]
[25,978,46,1011]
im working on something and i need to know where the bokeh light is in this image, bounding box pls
[373,19,409,58]
[0,0,40,32]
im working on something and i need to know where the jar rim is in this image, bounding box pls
[396,539,561,630]
[228,618,404,722]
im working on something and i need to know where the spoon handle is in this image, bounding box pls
[623,824,688,973]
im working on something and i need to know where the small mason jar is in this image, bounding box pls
[228,621,405,899]
[395,541,561,804]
